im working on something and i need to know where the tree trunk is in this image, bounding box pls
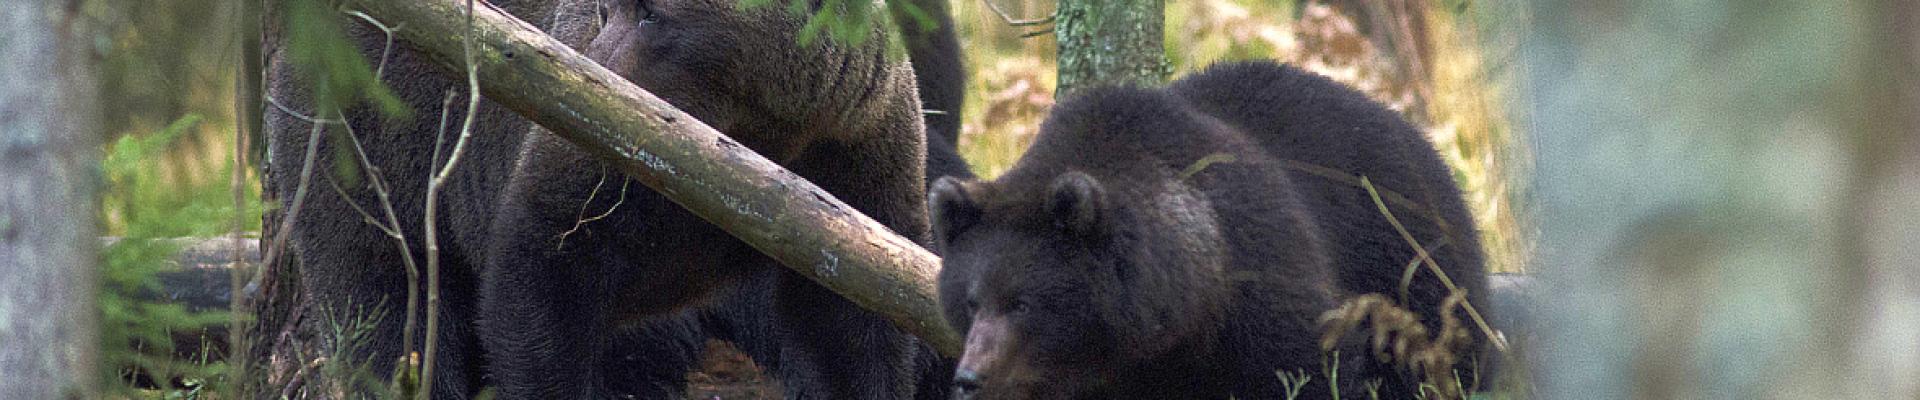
[1052,0,1167,98]
[0,0,102,398]
[1846,0,1920,395]
[1523,0,1905,397]
[323,0,962,355]
[231,0,267,393]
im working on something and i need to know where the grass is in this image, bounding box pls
[99,115,262,399]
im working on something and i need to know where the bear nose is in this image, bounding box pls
[952,368,984,398]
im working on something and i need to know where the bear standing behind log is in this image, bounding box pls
[264,0,559,397]
[266,0,969,398]
[930,61,1490,399]
[479,0,941,398]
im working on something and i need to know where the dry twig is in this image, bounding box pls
[1359,176,1505,352]
[982,0,1055,37]
[416,1,483,395]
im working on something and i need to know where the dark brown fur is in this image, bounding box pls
[478,1,936,398]
[931,62,1488,399]
[267,0,965,398]
[264,1,558,397]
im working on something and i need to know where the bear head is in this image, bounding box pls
[930,165,1233,399]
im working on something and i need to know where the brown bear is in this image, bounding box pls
[264,0,562,397]
[477,0,949,398]
[929,61,1489,399]
[266,0,967,398]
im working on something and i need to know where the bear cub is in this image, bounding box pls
[930,61,1489,399]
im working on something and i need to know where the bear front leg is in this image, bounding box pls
[479,224,619,399]
[770,268,918,399]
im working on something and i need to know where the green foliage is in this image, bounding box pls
[315,303,399,400]
[98,115,263,397]
[283,0,409,119]
[738,0,926,47]
[281,0,422,185]
[1276,369,1312,400]
[83,0,238,144]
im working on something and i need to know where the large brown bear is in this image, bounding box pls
[478,0,953,398]
[264,0,561,396]
[929,62,1489,399]
[266,0,967,398]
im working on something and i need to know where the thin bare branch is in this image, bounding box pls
[982,0,1054,27]
[1360,176,1506,353]
[343,10,399,79]
[332,100,430,376]
[1019,28,1055,38]
[321,10,430,383]
[261,107,330,282]
[553,170,609,248]
[324,175,396,237]
[1398,241,1448,302]
[579,179,630,224]
[417,0,483,394]
[1281,159,1463,245]
[264,95,345,125]
[555,169,631,250]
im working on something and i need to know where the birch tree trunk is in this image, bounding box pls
[0,0,102,398]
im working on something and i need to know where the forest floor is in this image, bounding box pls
[686,341,781,400]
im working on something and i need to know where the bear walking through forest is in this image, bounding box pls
[930,61,1490,399]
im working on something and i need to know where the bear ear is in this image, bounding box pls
[929,176,982,247]
[1048,171,1107,237]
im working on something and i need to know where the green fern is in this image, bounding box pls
[99,114,263,397]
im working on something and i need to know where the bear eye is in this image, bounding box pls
[1007,299,1030,315]
[965,298,980,314]
[637,0,660,24]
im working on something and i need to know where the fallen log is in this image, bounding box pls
[131,236,1538,366]
[324,0,962,354]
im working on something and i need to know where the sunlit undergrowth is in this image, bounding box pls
[953,0,1527,273]
[100,115,263,398]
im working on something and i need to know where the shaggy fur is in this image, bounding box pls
[930,61,1487,399]
[479,0,941,398]
[266,0,968,397]
[264,0,557,397]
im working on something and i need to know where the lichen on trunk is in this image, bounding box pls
[1052,0,1168,98]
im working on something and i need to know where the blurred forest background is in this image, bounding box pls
[54,0,1920,398]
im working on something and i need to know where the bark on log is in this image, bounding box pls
[325,0,961,355]
[106,237,262,313]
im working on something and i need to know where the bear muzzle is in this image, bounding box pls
[954,313,1009,398]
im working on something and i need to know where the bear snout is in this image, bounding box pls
[952,367,984,399]
[956,313,1009,394]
